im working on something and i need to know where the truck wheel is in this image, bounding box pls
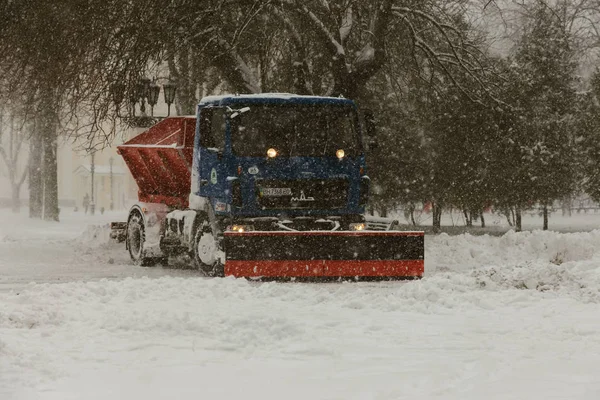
[192,219,224,277]
[127,211,158,267]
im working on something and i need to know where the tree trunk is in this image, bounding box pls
[42,116,59,221]
[11,181,23,213]
[543,204,548,231]
[480,212,485,228]
[180,47,197,115]
[410,207,416,226]
[11,183,20,213]
[29,132,43,219]
[203,38,260,94]
[463,209,469,227]
[380,206,388,218]
[562,195,572,217]
[30,88,60,221]
[504,209,513,226]
[515,207,522,232]
[432,202,442,233]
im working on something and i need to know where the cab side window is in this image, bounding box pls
[199,108,213,148]
[211,108,225,149]
[199,108,226,149]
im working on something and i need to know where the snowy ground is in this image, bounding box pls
[2,209,600,399]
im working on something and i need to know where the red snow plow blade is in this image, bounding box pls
[223,231,424,280]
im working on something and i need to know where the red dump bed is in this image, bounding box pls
[117,117,197,208]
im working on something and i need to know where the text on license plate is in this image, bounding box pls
[262,187,292,196]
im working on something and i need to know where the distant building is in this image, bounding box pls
[73,163,128,211]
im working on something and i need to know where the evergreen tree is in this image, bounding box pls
[578,69,600,202]
[504,4,578,230]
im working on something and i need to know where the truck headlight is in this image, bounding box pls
[336,149,345,159]
[349,222,365,231]
[228,224,254,233]
[267,148,277,158]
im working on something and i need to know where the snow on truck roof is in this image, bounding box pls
[198,93,355,106]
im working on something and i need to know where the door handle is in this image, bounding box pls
[200,179,209,186]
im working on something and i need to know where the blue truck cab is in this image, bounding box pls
[191,94,370,230]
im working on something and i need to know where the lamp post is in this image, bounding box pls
[109,156,114,211]
[90,151,95,216]
[163,81,177,117]
[147,83,160,116]
[136,77,151,116]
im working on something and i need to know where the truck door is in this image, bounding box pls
[198,107,228,202]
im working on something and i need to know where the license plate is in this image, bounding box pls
[262,187,292,196]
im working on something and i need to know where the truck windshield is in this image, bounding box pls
[231,104,360,157]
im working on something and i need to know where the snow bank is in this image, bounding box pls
[68,224,600,303]
[426,229,600,271]
[77,224,113,247]
[72,220,600,273]
[423,229,600,302]
[1,261,598,338]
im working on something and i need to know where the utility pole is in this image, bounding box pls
[109,156,114,211]
[90,151,95,215]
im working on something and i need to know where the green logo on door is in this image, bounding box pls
[210,168,218,184]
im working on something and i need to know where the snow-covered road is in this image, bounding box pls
[2,210,600,399]
[0,211,201,293]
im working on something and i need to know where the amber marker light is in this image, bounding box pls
[350,222,366,231]
[267,148,277,158]
[229,224,254,232]
[336,149,345,159]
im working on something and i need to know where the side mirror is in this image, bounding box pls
[363,109,378,150]
[228,106,251,119]
[207,147,224,159]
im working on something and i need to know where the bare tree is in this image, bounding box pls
[0,0,504,225]
[0,109,29,212]
[161,0,497,103]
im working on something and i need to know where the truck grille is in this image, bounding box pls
[255,179,348,210]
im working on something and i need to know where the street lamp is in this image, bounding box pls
[110,83,125,108]
[147,83,160,116]
[127,77,178,125]
[135,77,151,115]
[90,151,96,216]
[109,156,114,211]
[163,81,177,117]
[129,90,138,117]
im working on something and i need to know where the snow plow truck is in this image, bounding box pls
[112,93,424,279]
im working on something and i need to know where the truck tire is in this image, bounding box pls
[127,211,161,267]
[192,218,224,277]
